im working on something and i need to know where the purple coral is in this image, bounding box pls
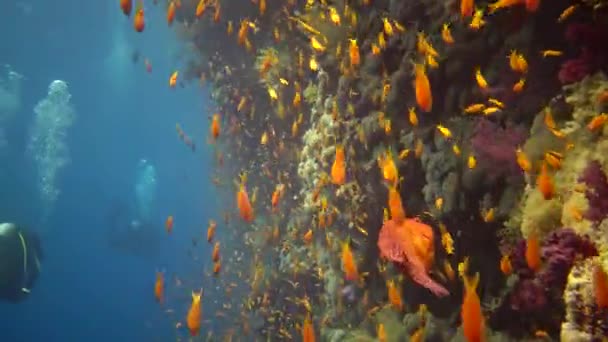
[579,160,608,223]
[508,228,597,313]
[470,118,527,180]
[559,23,608,84]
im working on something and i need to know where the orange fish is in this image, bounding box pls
[167,1,175,26]
[213,4,220,23]
[120,0,132,16]
[461,272,485,342]
[212,242,220,262]
[414,63,432,112]
[500,254,512,275]
[271,184,284,212]
[303,229,313,244]
[169,71,178,88]
[588,113,608,132]
[331,145,346,185]
[187,290,203,336]
[349,39,360,67]
[133,8,145,32]
[236,175,254,223]
[536,162,554,200]
[213,261,221,276]
[154,271,164,303]
[210,113,221,142]
[341,240,359,281]
[165,215,174,234]
[525,233,542,272]
[593,263,608,308]
[207,220,216,243]
[525,0,540,12]
[386,280,403,311]
[378,218,449,297]
[302,314,315,342]
[461,0,474,17]
[196,0,206,17]
[388,186,405,224]
[379,151,398,186]
[259,0,266,15]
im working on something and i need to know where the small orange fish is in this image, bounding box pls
[187,290,203,336]
[516,148,531,173]
[475,67,488,90]
[444,260,456,281]
[388,186,405,224]
[525,233,542,272]
[259,0,266,15]
[212,242,220,262]
[167,1,175,26]
[236,177,254,223]
[488,0,523,13]
[165,215,174,234]
[513,78,525,93]
[271,184,284,212]
[207,220,216,243]
[213,261,221,276]
[303,229,313,244]
[386,279,403,311]
[442,23,454,44]
[210,113,221,142]
[331,145,346,185]
[195,0,206,17]
[537,162,554,200]
[379,151,398,185]
[377,323,387,342]
[414,63,432,112]
[169,71,178,88]
[341,240,359,281]
[154,271,164,303]
[587,113,608,132]
[133,8,145,32]
[120,0,132,16]
[593,263,608,308]
[500,254,512,275]
[302,314,315,342]
[349,39,360,68]
[461,272,485,342]
[525,0,540,12]
[461,0,474,17]
[213,4,220,23]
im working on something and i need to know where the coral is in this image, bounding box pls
[496,228,597,336]
[520,189,562,239]
[562,257,608,340]
[511,228,597,292]
[559,23,608,85]
[579,160,608,223]
[470,118,527,181]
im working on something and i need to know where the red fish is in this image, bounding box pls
[120,0,132,16]
[378,218,449,297]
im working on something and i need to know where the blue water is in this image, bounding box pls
[0,1,217,340]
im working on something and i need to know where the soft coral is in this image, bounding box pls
[470,118,527,180]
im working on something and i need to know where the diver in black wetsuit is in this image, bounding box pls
[0,222,43,303]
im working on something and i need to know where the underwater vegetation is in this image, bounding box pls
[116,0,608,340]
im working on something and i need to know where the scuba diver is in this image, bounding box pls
[105,199,161,259]
[0,222,43,303]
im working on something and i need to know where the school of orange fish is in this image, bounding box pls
[119,0,608,341]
